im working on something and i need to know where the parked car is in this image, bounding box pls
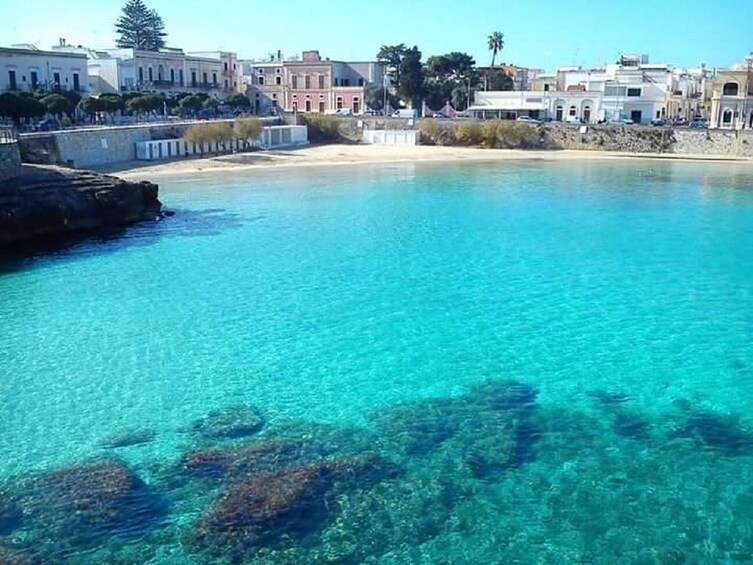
[688,118,708,129]
[516,116,541,124]
[651,118,669,127]
[431,112,448,119]
[334,108,353,116]
[392,109,418,118]
[607,118,635,125]
[362,109,382,116]
[672,117,688,126]
[36,116,60,132]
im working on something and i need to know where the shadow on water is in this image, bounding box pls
[0,207,258,275]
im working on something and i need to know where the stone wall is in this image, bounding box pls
[0,142,22,181]
[19,118,282,169]
[672,129,753,157]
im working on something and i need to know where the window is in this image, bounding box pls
[157,65,163,81]
[723,82,739,96]
[544,84,550,92]
[334,78,339,86]
[212,72,217,85]
[319,101,325,112]
[555,105,564,121]
[30,71,38,88]
[569,105,577,117]
[179,69,184,86]
[233,64,237,70]
[224,79,228,89]
[275,76,281,85]
[258,75,264,85]
[272,93,277,100]
[583,105,591,122]
[353,97,360,114]
[305,100,311,112]
[148,67,153,81]
[258,68,264,74]
[627,87,641,97]
[203,72,208,84]
[318,75,324,89]
[722,110,733,124]
[224,62,228,71]
[191,71,197,86]
[292,75,298,89]
[8,70,16,90]
[53,72,60,86]
[336,96,343,109]
[305,75,311,89]
[342,78,350,87]
[170,68,175,83]
[358,78,364,86]
[73,73,80,91]
[139,67,144,82]
[275,68,281,74]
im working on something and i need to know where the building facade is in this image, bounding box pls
[242,50,384,115]
[1,45,88,93]
[52,42,238,98]
[709,57,753,129]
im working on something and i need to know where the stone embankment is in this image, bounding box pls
[0,165,162,247]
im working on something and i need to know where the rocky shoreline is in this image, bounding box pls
[0,165,162,248]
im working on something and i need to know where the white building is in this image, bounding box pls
[0,44,88,93]
[52,41,238,98]
[470,55,698,125]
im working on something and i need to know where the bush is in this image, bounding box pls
[234,117,262,149]
[419,120,441,145]
[302,114,343,143]
[60,116,72,128]
[455,121,484,146]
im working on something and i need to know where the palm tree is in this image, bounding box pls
[487,32,505,68]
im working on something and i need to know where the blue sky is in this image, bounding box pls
[1,0,750,71]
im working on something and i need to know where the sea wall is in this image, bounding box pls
[0,141,22,181]
[18,118,282,168]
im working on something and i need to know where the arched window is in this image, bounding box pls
[157,65,164,81]
[170,68,175,83]
[583,105,592,122]
[569,105,577,117]
[723,82,739,96]
[555,105,564,121]
[722,109,733,124]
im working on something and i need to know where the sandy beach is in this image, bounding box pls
[114,144,751,180]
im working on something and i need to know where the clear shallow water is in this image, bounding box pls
[1,160,753,563]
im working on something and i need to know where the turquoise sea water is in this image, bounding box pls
[2,159,753,563]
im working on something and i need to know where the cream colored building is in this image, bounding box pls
[709,57,753,129]
[1,44,88,93]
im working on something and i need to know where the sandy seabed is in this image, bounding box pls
[112,144,751,180]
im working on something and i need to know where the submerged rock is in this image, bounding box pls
[185,454,401,557]
[99,428,156,449]
[180,439,330,482]
[0,543,40,565]
[676,411,753,455]
[613,411,652,441]
[188,405,265,441]
[369,380,541,472]
[0,491,22,535]
[19,460,168,549]
[587,390,633,406]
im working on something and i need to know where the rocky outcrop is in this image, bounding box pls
[0,164,161,248]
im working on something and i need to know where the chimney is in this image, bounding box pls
[277,50,282,61]
[59,37,66,46]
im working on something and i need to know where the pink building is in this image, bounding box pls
[242,50,384,115]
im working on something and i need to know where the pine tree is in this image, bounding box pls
[115,0,167,51]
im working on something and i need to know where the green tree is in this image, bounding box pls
[377,44,407,87]
[224,93,250,110]
[487,32,505,68]
[0,93,46,122]
[99,93,126,114]
[398,46,425,110]
[364,84,399,112]
[78,96,105,117]
[115,0,167,51]
[424,52,479,111]
[40,94,71,116]
[486,70,514,91]
[203,97,219,109]
[126,93,163,114]
[179,94,204,115]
